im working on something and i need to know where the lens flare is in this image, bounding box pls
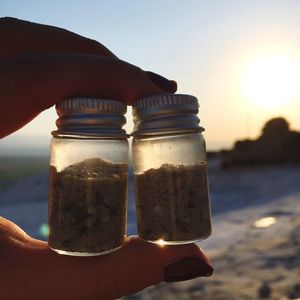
[39,223,49,238]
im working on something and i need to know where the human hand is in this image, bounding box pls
[0,17,177,138]
[0,17,213,300]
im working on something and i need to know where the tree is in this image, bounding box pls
[261,117,289,139]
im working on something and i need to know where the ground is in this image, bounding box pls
[1,156,300,299]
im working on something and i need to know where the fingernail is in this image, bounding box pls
[146,71,177,93]
[164,257,213,282]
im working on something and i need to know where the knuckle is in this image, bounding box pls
[88,38,102,49]
[0,17,22,27]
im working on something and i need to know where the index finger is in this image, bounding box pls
[0,17,117,59]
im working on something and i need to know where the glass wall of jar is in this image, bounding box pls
[132,94,212,245]
[48,98,128,256]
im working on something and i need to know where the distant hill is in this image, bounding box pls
[222,117,300,167]
[0,135,50,156]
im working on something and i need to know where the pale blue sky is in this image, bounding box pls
[1,0,300,151]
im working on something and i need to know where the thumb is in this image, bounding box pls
[94,237,213,299]
[2,219,212,300]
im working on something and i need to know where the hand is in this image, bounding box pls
[0,17,177,138]
[0,17,213,300]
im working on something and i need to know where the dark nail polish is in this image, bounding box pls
[146,71,177,93]
[164,257,213,282]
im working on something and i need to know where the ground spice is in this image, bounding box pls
[135,162,211,242]
[48,157,127,254]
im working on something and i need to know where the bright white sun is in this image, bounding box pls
[242,54,300,108]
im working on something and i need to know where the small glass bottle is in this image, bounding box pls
[48,98,128,256]
[132,94,212,245]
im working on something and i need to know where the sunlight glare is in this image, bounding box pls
[242,54,300,108]
[156,239,166,247]
[254,217,276,228]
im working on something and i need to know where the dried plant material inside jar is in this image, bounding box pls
[48,157,127,255]
[135,162,211,243]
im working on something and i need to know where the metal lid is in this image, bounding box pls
[52,98,128,138]
[132,94,204,136]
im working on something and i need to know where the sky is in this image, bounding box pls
[1,0,300,152]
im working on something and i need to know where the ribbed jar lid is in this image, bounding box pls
[56,98,126,115]
[52,98,128,138]
[133,94,198,109]
[132,94,203,136]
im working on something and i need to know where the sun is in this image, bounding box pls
[242,54,300,108]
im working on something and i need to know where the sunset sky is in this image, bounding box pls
[1,0,300,151]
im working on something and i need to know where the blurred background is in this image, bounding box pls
[1,1,300,299]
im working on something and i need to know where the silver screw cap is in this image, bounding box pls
[52,98,128,138]
[132,94,203,136]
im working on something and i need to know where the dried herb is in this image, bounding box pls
[48,158,127,254]
[135,162,211,242]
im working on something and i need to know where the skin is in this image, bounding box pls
[0,17,211,300]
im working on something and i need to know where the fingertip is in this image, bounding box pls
[118,237,212,286]
[164,257,213,282]
[146,71,177,93]
[168,80,178,93]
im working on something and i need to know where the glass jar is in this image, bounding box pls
[132,94,212,245]
[48,98,128,256]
